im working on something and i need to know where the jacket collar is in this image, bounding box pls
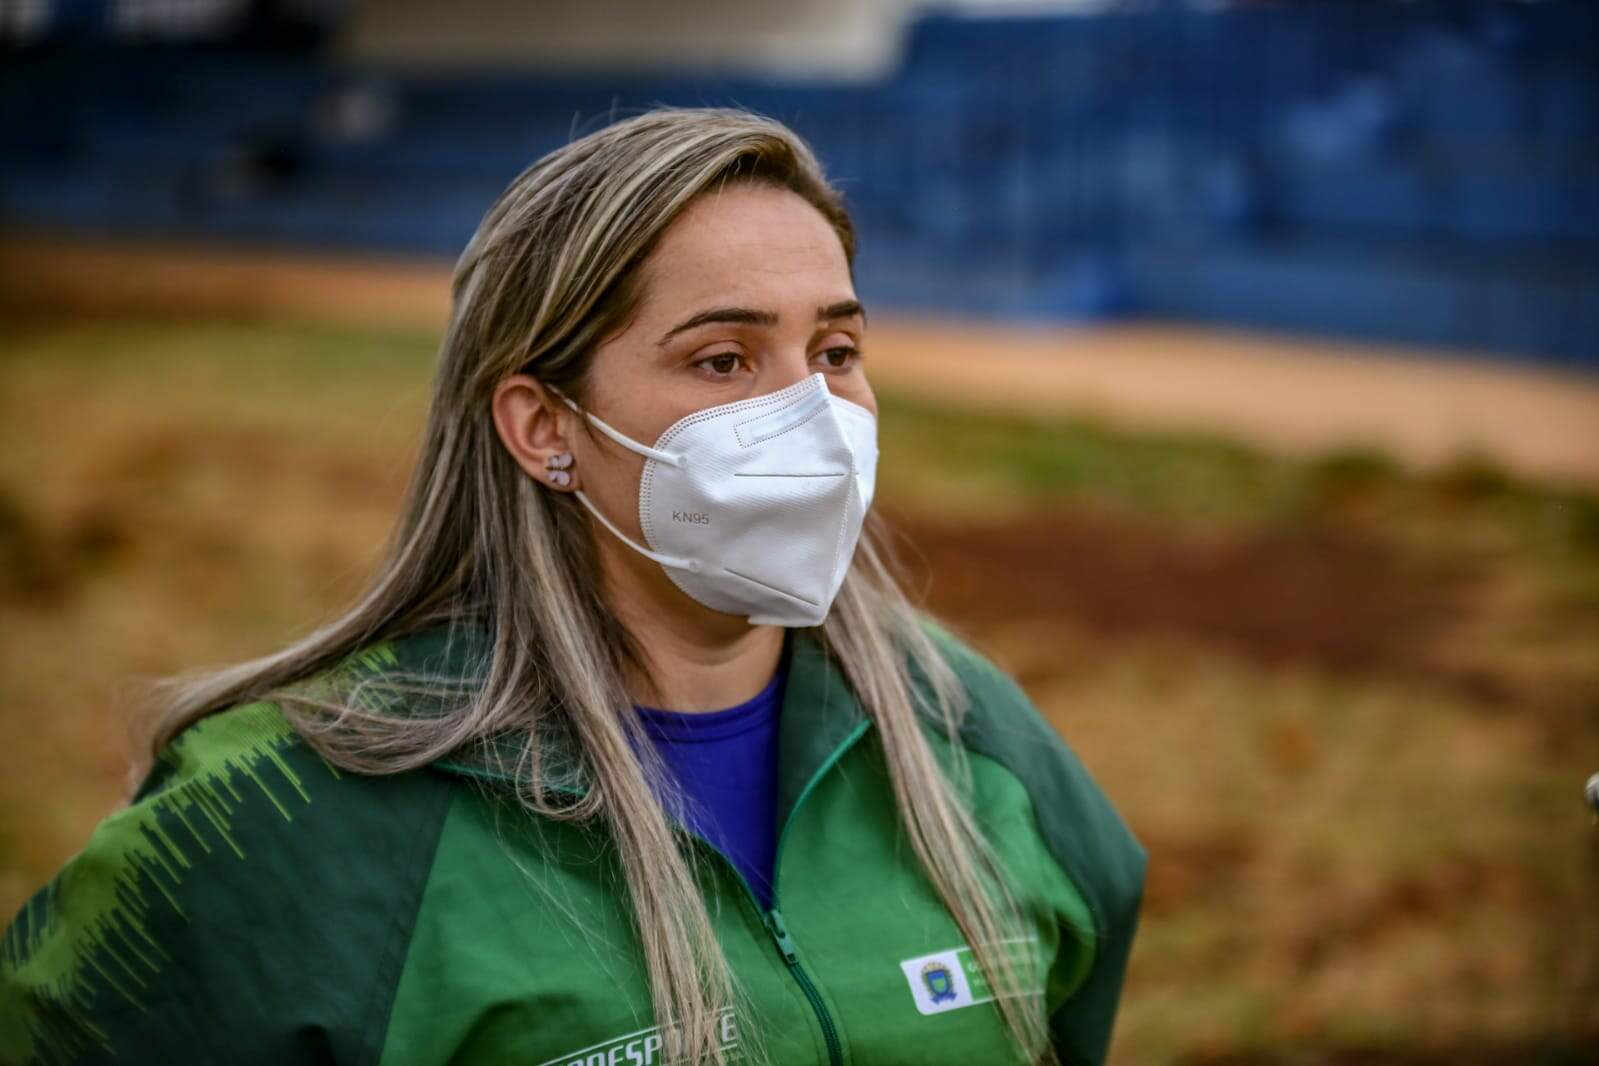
[358,622,871,815]
[773,626,874,828]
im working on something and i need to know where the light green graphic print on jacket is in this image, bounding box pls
[0,619,1147,1065]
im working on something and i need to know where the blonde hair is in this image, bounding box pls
[144,106,1055,1065]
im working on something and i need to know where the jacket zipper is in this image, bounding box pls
[755,718,871,1066]
[763,906,843,1066]
[688,847,846,1066]
[683,718,870,1066]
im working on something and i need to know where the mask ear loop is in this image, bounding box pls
[570,488,700,574]
[546,386,686,469]
[542,384,699,573]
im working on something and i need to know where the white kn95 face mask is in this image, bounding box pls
[553,373,878,627]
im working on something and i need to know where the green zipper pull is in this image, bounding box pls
[765,908,799,965]
[764,907,844,1066]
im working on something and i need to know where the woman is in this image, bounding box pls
[0,107,1144,1066]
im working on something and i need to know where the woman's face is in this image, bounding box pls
[558,181,875,617]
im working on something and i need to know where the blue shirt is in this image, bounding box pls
[634,643,788,911]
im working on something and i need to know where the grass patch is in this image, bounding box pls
[877,390,1309,529]
[878,389,1599,561]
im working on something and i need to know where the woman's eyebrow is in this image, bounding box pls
[656,300,866,347]
[821,299,866,325]
[657,307,776,346]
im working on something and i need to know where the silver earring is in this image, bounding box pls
[544,451,574,488]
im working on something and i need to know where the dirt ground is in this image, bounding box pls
[892,505,1479,692]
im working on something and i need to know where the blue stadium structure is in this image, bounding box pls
[3,1,1596,365]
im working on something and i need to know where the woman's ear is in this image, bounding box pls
[491,374,582,493]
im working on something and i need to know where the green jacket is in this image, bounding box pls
[0,621,1145,1066]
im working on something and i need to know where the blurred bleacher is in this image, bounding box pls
[2,0,1596,366]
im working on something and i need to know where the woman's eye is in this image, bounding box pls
[696,353,743,375]
[817,346,860,370]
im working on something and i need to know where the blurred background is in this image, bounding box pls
[2,0,1597,1062]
